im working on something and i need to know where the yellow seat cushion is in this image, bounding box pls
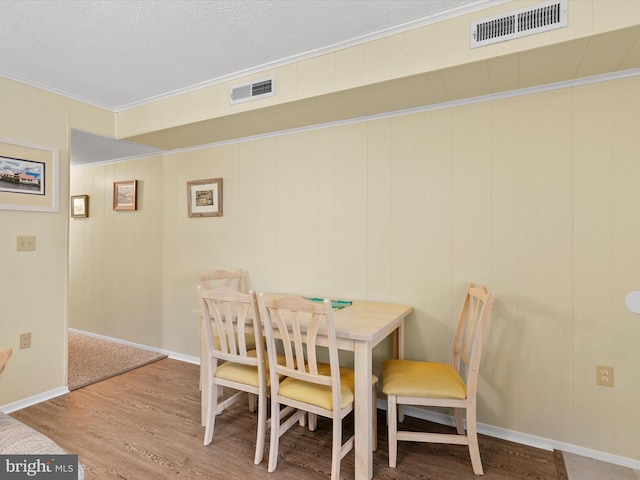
[278,363,378,411]
[215,361,261,387]
[214,352,285,388]
[382,359,466,399]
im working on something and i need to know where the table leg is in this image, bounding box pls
[391,321,405,359]
[354,341,373,480]
[393,321,406,422]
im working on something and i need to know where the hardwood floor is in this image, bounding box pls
[11,359,564,479]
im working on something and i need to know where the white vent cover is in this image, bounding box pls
[230,77,275,104]
[471,0,567,48]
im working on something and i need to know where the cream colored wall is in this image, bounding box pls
[116,0,640,143]
[70,75,640,461]
[69,156,163,347]
[0,78,114,405]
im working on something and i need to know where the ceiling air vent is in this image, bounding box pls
[230,77,275,104]
[470,0,567,48]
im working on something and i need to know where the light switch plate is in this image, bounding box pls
[19,332,31,349]
[16,235,36,251]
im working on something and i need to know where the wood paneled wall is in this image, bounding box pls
[70,76,640,462]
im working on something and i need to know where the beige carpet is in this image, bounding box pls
[68,331,167,390]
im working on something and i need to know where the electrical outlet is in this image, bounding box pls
[16,235,36,251]
[596,364,614,387]
[19,332,31,350]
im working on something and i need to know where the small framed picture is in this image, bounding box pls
[70,194,89,218]
[187,178,223,218]
[113,180,137,211]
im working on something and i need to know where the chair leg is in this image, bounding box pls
[387,395,398,468]
[248,392,257,412]
[466,406,484,475]
[308,413,317,431]
[204,380,218,446]
[453,407,465,435]
[267,399,280,473]
[331,415,342,480]
[372,384,377,452]
[254,390,267,465]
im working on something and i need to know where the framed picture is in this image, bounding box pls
[113,180,137,211]
[0,138,59,212]
[70,195,89,218]
[187,178,223,218]
[0,157,44,195]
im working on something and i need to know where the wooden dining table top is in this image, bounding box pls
[253,294,412,347]
[324,298,412,342]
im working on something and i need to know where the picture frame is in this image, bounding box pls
[187,178,223,218]
[113,180,137,211]
[0,138,59,212]
[70,194,89,218]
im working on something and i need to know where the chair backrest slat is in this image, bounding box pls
[451,283,494,396]
[291,310,307,373]
[306,313,322,376]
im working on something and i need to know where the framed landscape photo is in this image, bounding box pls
[187,178,223,218]
[113,180,137,211]
[0,157,44,195]
[71,194,89,218]
[0,138,59,212]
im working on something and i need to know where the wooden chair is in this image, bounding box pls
[382,283,495,475]
[196,269,255,404]
[197,286,267,465]
[257,294,377,480]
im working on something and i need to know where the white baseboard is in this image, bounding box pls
[166,352,200,364]
[377,400,640,471]
[1,387,70,414]
[68,328,166,354]
[68,328,200,365]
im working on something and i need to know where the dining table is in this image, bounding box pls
[197,296,413,480]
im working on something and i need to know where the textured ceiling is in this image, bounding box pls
[1,0,497,165]
[0,0,492,111]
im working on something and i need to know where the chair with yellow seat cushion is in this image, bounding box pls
[196,269,257,410]
[382,283,495,475]
[197,285,267,465]
[257,294,378,480]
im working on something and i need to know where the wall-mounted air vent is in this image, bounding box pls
[230,77,275,104]
[471,0,567,48]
